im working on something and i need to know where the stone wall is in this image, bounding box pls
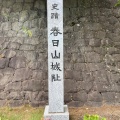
[0,0,120,107]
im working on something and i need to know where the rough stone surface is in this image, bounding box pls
[0,0,120,107]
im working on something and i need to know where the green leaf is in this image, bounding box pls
[115,0,120,7]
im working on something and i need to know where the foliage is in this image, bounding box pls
[115,0,120,7]
[0,106,44,120]
[29,110,43,120]
[22,26,32,37]
[83,114,106,120]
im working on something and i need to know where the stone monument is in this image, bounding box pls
[44,0,69,120]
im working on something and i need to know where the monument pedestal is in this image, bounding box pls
[44,105,69,120]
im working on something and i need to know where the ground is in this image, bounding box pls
[0,105,120,120]
[70,105,120,120]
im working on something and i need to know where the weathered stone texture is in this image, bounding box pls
[0,0,120,107]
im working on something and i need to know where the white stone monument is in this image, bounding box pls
[44,0,69,120]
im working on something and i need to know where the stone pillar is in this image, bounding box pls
[44,0,69,120]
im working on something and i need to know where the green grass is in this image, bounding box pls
[0,105,44,120]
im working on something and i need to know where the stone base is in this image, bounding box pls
[44,105,69,120]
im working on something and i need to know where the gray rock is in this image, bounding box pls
[73,71,83,81]
[0,100,6,107]
[13,3,23,12]
[24,51,37,61]
[88,91,102,102]
[5,50,16,58]
[24,37,39,45]
[25,0,34,2]
[12,22,23,31]
[64,79,77,93]
[9,12,19,22]
[68,101,84,107]
[65,70,73,79]
[30,101,46,107]
[20,44,35,51]
[95,31,106,39]
[8,42,20,49]
[9,100,23,107]
[28,61,40,70]
[102,92,116,104]
[9,56,26,69]
[84,52,102,63]
[3,68,14,75]
[22,80,43,91]
[13,68,32,81]
[73,91,88,103]
[19,10,29,22]
[23,3,33,10]
[1,22,11,31]
[29,11,38,20]
[2,0,15,7]
[0,58,7,68]
[5,82,22,91]
[0,92,6,100]
[7,92,23,100]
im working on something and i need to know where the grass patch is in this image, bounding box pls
[0,105,44,120]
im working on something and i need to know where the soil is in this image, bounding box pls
[69,105,120,120]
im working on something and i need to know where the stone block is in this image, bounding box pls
[77,81,93,92]
[112,54,120,62]
[28,61,40,70]
[19,10,29,22]
[30,101,46,107]
[13,68,32,81]
[68,101,84,107]
[29,11,38,20]
[23,3,33,10]
[44,105,69,120]
[84,52,102,63]
[3,68,14,75]
[2,0,15,7]
[74,63,87,71]
[24,51,37,61]
[73,91,88,103]
[5,50,16,58]
[25,0,34,2]
[0,75,12,86]
[64,93,72,103]
[7,92,23,100]
[24,37,39,45]
[5,82,22,91]
[73,71,83,81]
[89,38,101,47]
[0,58,7,69]
[1,22,11,31]
[20,44,35,51]
[22,80,43,91]
[9,12,19,22]
[102,92,116,104]
[13,3,23,12]
[64,79,77,93]
[12,22,23,31]
[88,91,102,102]
[95,31,106,39]
[8,42,20,49]
[0,92,6,100]
[65,70,73,79]
[9,100,23,107]
[9,56,26,69]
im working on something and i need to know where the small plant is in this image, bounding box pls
[115,0,120,7]
[83,114,106,120]
[22,26,32,37]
